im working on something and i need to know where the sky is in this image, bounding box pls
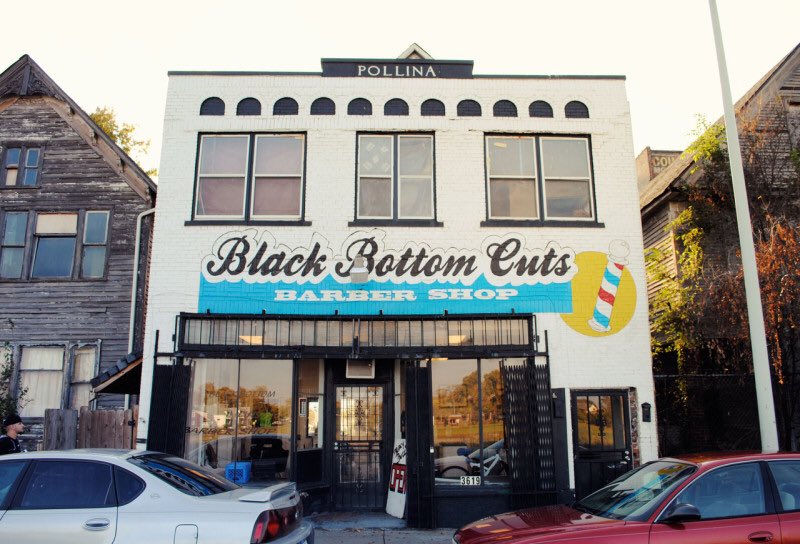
[1,0,798,176]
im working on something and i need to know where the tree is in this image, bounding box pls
[89,107,157,178]
[648,99,800,448]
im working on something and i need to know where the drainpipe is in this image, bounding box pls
[126,208,156,409]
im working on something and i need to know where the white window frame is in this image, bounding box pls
[194,134,250,220]
[250,134,305,221]
[540,137,595,222]
[356,133,435,221]
[485,136,538,221]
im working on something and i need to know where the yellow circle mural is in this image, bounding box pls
[560,247,637,337]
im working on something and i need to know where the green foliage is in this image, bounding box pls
[684,115,726,173]
[0,344,27,419]
[89,107,158,178]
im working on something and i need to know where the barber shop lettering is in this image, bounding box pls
[199,230,577,315]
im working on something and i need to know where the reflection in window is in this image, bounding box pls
[0,212,27,279]
[32,213,77,278]
[672,463,765,520]
[433,358,515,484]
[296,359,323,451]
[184,358,293,482]
[575,394,626,451]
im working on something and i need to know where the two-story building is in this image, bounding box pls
[0,55,157,449]
[139,45,654,527]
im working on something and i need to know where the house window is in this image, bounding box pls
[194,134,305,221]
[31,213,78,278]
[486,135,594,221]
[81,211,109,278]
[19,347,65,418]
[70,346,97,410]
[357,134,434,220]
[2,146,41,187]
[0,212,27,279]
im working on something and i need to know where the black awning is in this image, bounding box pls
[91,352,142,395]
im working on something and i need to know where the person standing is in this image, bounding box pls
[0,414,24,455]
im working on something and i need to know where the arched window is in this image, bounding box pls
[421,99,445,116]
[565,100,589,119]
[457,100,481,117]
[529,101,553,118]
[348,98,372,116]
[236,98,261,116]
[384,98,409,116]
[273,97,299,115]
[310,97,335,115]
[200,97,225,116]
[493,100,517,117]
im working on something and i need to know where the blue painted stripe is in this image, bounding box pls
[593,308,610,328]
[603,267,622,287]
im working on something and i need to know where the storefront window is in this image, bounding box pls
[432,358,520,485]
[296,359,323,451]
[184,358,293,482]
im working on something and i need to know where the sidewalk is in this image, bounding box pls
[308,512,455,544]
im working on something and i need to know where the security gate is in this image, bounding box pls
[333,385,386,509]
[571,390,632,499]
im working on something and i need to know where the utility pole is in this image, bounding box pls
[708,0,779,452]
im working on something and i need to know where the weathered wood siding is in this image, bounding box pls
[0,97,154,409]
[642,204,678,308]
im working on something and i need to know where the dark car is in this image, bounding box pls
[453,451,800,543]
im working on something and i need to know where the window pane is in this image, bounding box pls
[73,347,96,382]
[20,371,64,417]
[84,212,109,244]
[432,359,480,482]
[5,148,20,166]
[36,213,77,234]
[482,359,512,482]
[254,136,303,175]
[490,179,537,219]
[19,461,113,509]
[297,360,322,451]
[674,463,765,520]
[22,168,38,186]
[252,177,301,216]
[0,460,27,504]
[3,212,27,245]
[21,347,64,370]
[196,177,245,216]
[25,148,40,167]
[768,461,800,512]
[4,168,17,186]
[199,136,249,175]
[82,246,107,278]
[399,136,432,176]
[184,358,239,476]
[545,180,592,218]
[541,138,590,178]
[70,383,91,409]
[114,466,145,506]
[399,178,433,218]
[358,177,392,218]
[487,137,535,177]
[32,237,76,277]
[359,136,392,176]
[238,359,293,480]
[0,248,23,278]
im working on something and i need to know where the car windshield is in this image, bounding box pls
[574,460,696,521]
[128,453,239,496]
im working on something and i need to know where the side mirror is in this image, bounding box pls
[662,503,701,523]
[457,447,469,457]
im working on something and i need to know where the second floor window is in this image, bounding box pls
[2,146,41,187]
[357,134,434,221]
[486,135,595,221]
[194,134,305,221]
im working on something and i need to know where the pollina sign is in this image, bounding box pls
[199,229,577,315]
[357,64,437,78]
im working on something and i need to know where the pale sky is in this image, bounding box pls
[1,0,798,176]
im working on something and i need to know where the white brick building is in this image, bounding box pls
[139,45,654,527]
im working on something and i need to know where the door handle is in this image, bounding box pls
[748,531,773,542]
[83,518,111,531]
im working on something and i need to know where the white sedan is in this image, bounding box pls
[0,449,314,544]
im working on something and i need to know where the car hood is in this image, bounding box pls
[455,504,627,543]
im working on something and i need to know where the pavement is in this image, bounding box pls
[308,512,456,544]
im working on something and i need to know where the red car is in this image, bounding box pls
[454,451,800,543]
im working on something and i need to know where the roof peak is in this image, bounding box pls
[398,43,433,60]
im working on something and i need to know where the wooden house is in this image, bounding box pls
[0,55,156,448]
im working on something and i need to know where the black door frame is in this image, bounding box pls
[570,388,632,500]
[325,359,394,510]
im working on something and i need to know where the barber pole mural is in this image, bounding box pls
[588,240,630,333]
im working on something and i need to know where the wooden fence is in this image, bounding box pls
[43,406,139,450]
